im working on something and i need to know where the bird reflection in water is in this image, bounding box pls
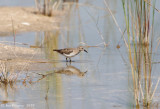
[63,0,79,2]
[55,64,87,77]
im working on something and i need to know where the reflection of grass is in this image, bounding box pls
[43,31,64,109]
[121,0,158,107]
[43,31,59,62]
[0,70,50,104]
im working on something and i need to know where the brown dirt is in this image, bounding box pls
[0,7,62,36]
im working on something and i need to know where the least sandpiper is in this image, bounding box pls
[53,46,88,62]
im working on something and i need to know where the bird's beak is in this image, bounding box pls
[84,49,88,53]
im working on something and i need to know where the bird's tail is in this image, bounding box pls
[53,49,59,51]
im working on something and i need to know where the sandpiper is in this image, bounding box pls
[53,46,88,62]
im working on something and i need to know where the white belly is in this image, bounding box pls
[64,52,77,57]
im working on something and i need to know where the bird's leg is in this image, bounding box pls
[66,61,71,66]
[66,58,68,62]
[69,58,72,62]
[66,62,69,66]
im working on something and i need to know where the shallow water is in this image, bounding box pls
[0,0,160,109]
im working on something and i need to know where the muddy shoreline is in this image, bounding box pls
[0,7,62,36]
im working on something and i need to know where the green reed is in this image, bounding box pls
[122,0,157,107]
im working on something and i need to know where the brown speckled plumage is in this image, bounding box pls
[53,46,88,62]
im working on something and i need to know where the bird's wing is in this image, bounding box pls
[61,48,73,54]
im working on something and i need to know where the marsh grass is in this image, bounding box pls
[0,42,53,84]
[121,0,158,107]
[0,59,51,84]
[34,0,62,16]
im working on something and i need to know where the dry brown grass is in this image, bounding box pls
[0,43,54,83]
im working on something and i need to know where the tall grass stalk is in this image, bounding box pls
[11,17,16,45]
[122,0,157,107]
[104,0,128,48]
[86,10,107,47]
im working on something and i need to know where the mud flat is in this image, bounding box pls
[0,7,62,36]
